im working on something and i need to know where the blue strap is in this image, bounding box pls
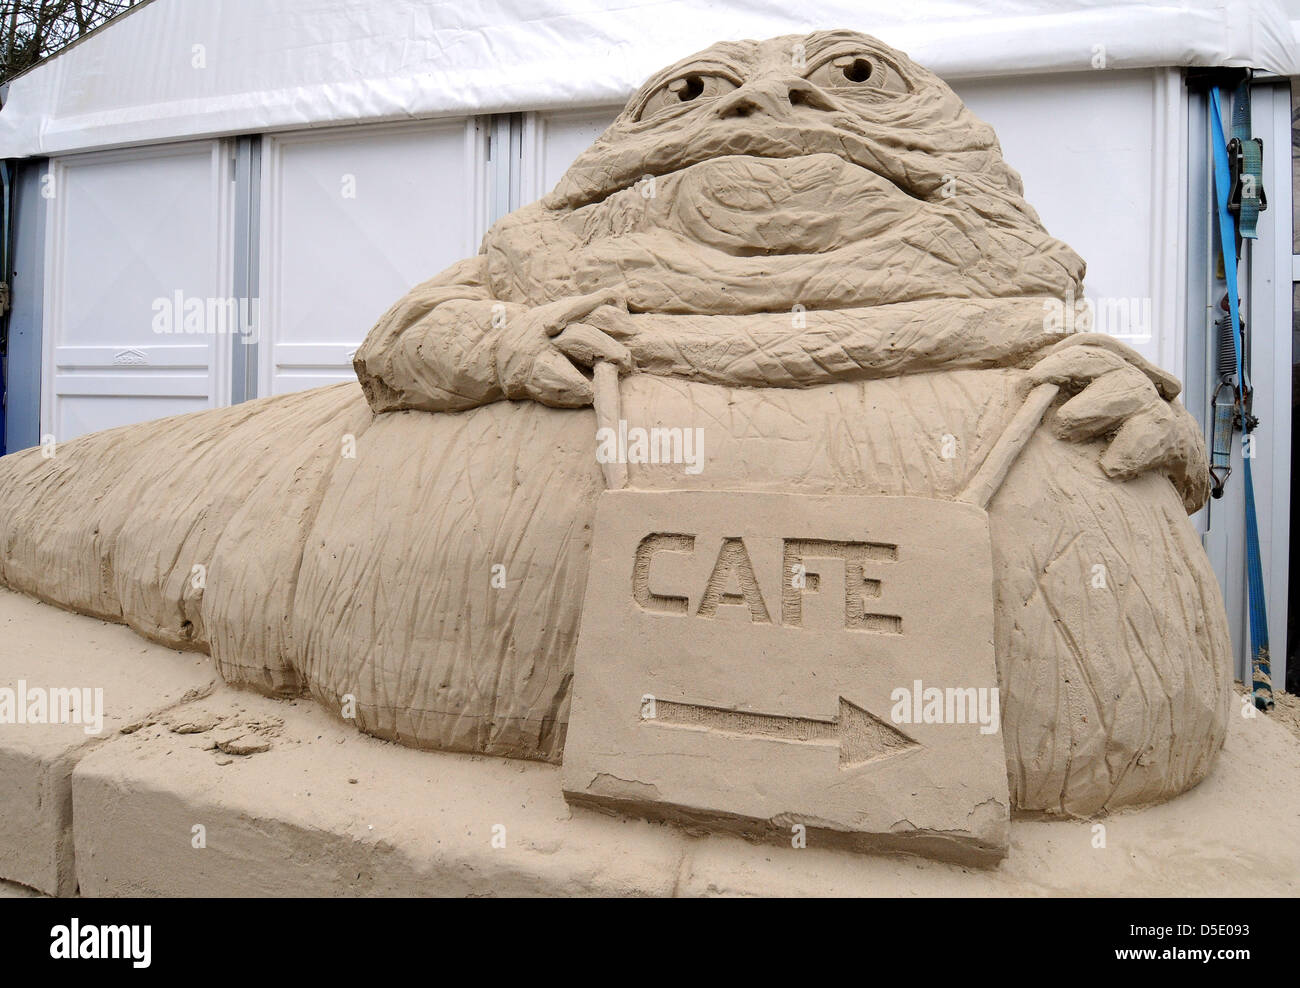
[1209,87,1272,710]
[1230,80,1266,240]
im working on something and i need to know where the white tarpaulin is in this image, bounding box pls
[1,0,1298,157]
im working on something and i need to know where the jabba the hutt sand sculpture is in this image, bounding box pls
[0,31,1229,820]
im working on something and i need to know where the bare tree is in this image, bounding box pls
[1,0,142,87]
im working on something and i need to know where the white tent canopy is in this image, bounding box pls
[1,0,1299,158]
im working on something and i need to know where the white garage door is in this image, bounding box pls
[42,141,233,441]
[259,120,484,396]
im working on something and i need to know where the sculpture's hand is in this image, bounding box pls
[496,292,634,407]
[1028,333,1210,512]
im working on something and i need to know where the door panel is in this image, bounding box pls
[259,120,484,396]
[43,142,233,441]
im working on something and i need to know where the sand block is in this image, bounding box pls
[0,583,1289,897]
[562,491,1010,864]
[66,680,1300,897]
[70,687,685,897]
[0,589,215,895]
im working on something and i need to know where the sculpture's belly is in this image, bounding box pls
[617,369,1028,497]
[0,369,1230,811]
[292,369,1228,815]
[293,370,1026,762]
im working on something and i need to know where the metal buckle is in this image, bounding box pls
[1209,379,1238,499]
[1226,136,1267,217]
[1226,137,1245,215]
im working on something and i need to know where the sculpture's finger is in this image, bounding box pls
[1094,399,1210,512]
[1051,365,1160,441]
[538,290,626,337]
[1029,343,1131,392]
[1040,333,1181,400]
[580,304,639,340]
[526,348,595,407]
[1167,403,1213,512]
[552,323,634,372]
[1099,403,1178,482]
[1029,343,1133,392]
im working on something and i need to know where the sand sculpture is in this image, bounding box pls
[0,31,1229,838]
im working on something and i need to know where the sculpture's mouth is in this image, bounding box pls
[601,151,935,257]
[633,148,923,203]
[550,116,935,213]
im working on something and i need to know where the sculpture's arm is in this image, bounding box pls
[592,307,1209,513]
[355,278,1207,513]
[353,256,630,413]
[356,286,1062,413]
[584,298,1058,387]
[353,257,500,412]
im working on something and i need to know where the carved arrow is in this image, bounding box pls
[645,696,919,767]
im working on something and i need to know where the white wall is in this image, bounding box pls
[42,141,233,441]
[4,0,1296,158]
[521,108,624,205]
[259,120,485,396]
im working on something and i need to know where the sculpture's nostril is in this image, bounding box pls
[718,96,759,119]
[717,80,831,119]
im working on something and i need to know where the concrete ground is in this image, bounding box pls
[1,586,1297,896]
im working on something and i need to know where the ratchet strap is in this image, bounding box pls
[1209,85,1272,711]
[1228,79,1268,240]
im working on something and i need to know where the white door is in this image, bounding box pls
[259,120,485,396]
[42,141,234,441]
[521,107,622,205]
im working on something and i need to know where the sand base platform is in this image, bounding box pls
[0,587,1296,897]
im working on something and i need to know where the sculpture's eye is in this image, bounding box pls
[805,53,908,94]
[637,72,740,120]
